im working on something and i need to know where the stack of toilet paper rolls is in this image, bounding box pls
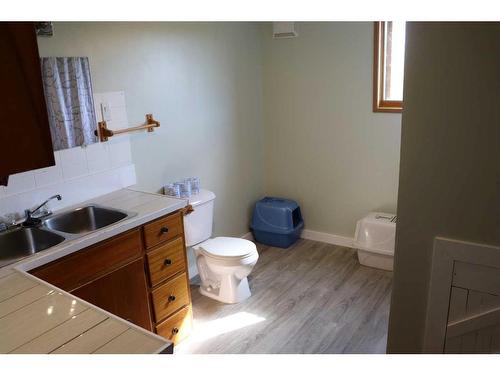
[164,177,200,198]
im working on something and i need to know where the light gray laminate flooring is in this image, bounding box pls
[175,239,392,354]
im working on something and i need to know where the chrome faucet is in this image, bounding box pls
[23,194,62,227]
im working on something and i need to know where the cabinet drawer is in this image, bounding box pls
[143,212,183,249]
[155,305,192,344]
[147,237,186,287]
[30,229,142,291]
[152,272,189,322]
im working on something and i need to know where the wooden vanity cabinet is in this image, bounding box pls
[72,258,152,330]
[30,209,193,344]
[31,229,143,291]
[142,210,193,344]
[0,22,55,179]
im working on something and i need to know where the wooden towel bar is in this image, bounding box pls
[95,113,160,142]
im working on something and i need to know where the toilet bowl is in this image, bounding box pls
[194,237,259,303]
[184,190,259,304]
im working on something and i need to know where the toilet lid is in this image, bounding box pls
[198,237,257,259]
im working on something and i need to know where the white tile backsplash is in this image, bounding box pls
[86,142,111,174]
[119,164,137,187]
[93,91,128,129]
[93,93,104,122]
[34,166,64,188]
[103,91,126,108]
[5,171,36,195]
[107,106,129,129]
[33,153,64,188]
[0,91,136,219]
[0,194,23,219]
[59,146,89,180]
[109,138,133,168]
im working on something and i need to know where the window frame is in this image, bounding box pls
[373,21,404,113]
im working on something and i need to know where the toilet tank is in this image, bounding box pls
[184,189,216,247]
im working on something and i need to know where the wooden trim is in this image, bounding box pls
[373,22,403,113]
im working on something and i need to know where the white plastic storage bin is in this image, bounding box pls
[353,212,396,271]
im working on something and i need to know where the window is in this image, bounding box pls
[373,21,406,113]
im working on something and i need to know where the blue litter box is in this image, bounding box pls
[251,197,304,248]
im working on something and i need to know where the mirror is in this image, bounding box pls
[40,56,98,151]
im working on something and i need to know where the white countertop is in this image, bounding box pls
[1,188,187,274]
[0,188,188,354]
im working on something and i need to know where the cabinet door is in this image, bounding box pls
[30,229,143,291]
[72,259,152,331]
[0,22,55,178]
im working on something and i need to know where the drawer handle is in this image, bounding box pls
[168,295,176,302]
[163,259,172,266]
[172,327,179,335]
[160,226,169,234]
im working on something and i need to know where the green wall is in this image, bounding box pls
[39,21,402,242]
[262,22,401,237]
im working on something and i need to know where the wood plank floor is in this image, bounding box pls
[175,239,392,354]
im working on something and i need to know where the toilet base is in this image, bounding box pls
[199,276,252,304]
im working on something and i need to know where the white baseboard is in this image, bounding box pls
[242,229,353,248]
[300,229,354,248]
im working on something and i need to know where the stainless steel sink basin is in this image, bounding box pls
[43,205,129,235]
[0,227,65,267]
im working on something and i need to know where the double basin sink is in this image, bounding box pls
[0,205,135,267]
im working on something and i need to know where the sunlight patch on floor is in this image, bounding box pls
[175,312,266,353]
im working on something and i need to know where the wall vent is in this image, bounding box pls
[35,22,53,37]
[273,22,298,39]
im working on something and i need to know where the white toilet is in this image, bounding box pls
[184,190,259,304]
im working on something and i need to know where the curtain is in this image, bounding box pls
[40,57,97,151]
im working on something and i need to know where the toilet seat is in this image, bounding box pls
[197,237,257,261]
